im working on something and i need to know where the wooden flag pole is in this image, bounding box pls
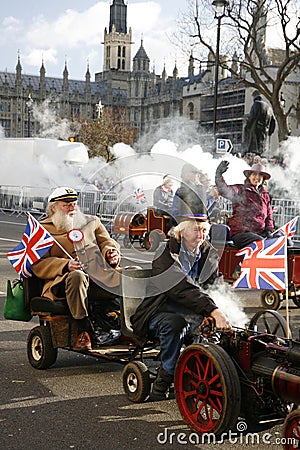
[284,236,290,339]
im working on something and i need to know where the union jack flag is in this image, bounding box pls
[7,214,54,279]
[132,187,147,204]
[277,216,298,238]
[232,237,287,290]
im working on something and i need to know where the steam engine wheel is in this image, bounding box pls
[249,309,292,339]
[174,343,241,435]
[282,409,300,449]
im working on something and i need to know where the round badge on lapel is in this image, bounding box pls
[67,229,84,243]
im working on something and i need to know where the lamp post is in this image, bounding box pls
[26,93,33,137]
[212,0,228,140]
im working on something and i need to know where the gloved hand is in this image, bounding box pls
[215,160,229,179]
[264,229,273,239]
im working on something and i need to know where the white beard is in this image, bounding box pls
[52,208,87,232]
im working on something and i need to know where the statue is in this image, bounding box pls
[243,95,276,156]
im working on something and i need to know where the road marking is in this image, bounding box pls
[0,220,25,226]
[0,237,19,242]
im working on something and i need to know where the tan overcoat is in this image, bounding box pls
[32,215,120,300]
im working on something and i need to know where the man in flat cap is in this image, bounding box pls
[32,187,121,351]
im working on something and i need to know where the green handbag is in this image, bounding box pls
[3,279,32,322]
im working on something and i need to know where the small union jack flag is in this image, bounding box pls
[7,214,54,279]
[232,237,286,290]
[132,187,147,204]
[277,216,298,238]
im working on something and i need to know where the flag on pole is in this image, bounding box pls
[277,216,298,238]
[132,187,147,204]
[7,214,54,279]
[232,237,287,290]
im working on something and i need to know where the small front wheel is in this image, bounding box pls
[27,325,57,369]
[293,296,300,308]
[260,289,281,310]
[122,361,151,403]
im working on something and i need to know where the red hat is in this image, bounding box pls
[243,163,271,180]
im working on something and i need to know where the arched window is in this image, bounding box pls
[188,102,194,120]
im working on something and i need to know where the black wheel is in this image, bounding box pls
[27,325,57,369]
[282,409,300,449]
[175,343,241,435]
[293,297,300,308]
[260,289,281,310]
[122,361,151,403]
[143,230,164,251]
[249,309,292,339]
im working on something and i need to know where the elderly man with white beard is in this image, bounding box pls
[32,187,121,351]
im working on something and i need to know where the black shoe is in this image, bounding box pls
[92,329,121,348]
[149,369,173,401]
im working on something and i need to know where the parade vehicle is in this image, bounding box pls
[112,206,300,311]
[173,310,300,446]
[23,268,160,375]
[216,240,300,311]
[17,267,300,448]
[112,207,172,251]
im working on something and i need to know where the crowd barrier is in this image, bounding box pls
[0,185,299,241]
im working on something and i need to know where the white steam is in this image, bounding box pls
[207,283,249,328]
[2,98,300,207]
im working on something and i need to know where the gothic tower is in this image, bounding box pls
[103,0,132,72]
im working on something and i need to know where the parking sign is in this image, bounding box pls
[216,139,233,154]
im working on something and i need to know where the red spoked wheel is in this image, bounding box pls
[282,409,300,449]
[175,343,241,435]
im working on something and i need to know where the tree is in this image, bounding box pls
[78,107,137,162]
[178,0,300,142]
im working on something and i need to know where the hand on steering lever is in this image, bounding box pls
[209,308,232,331]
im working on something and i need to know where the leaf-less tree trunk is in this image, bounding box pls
[176,0,300,143]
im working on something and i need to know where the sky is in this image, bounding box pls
[0,0,190,81]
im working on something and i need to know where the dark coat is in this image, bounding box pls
[131,237,220,342]
[215,176,274,237]
[172,181,207,222]
[153,185,174,214]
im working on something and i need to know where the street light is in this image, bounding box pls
[212,0,228,139]
[26,93,33,137]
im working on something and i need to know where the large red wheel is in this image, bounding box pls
[175,343,241,435]
[282,409,300,449]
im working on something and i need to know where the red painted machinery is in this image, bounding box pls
[113,207,172,251]
[173,311,300,445]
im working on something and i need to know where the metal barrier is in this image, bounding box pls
[0,185,299,240]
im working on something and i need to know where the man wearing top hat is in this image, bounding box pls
[215,160,274,249]
[31,186,121,351]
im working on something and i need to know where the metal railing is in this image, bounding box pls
[0,185,299,240]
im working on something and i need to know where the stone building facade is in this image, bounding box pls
[0,0,299,156]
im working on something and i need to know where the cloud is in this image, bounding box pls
[2,16,20,29]
[25,4,108,49]
[24,48,58,67]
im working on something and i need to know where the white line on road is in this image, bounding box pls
[0,237,19,242]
